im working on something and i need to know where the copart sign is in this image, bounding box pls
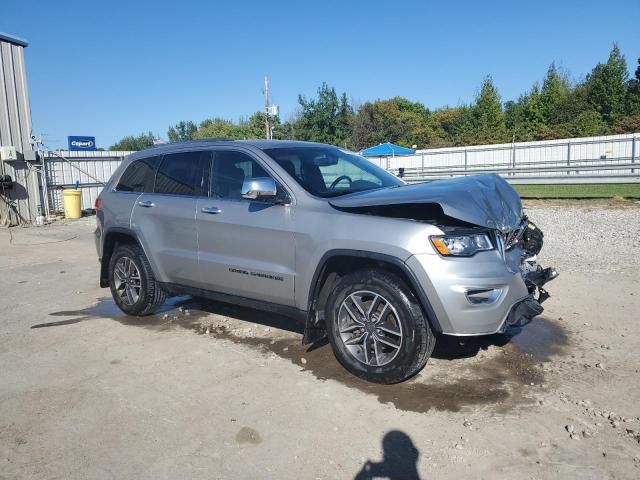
[68,136,96,151]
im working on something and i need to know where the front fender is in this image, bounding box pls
[302,249,444,344]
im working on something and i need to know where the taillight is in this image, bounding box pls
[95,198,102,210]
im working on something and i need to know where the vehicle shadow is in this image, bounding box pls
[183,298,305,335]
[41,295,564,363]
[432,332,511,360]
[39,295,306,335]
[432,318,566,362]
[354,430,420,480]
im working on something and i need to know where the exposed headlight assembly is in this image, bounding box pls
[430,233,493,257]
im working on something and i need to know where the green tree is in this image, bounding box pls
[352,97,430,149]
[295,82,353,147]
[468,77,506,143]
[612,114,640,134]
[553,83,592,125]
[190,112,283,140]
[566,110,608,136]
[625,57,640,116]
[194,118,239,139]
[585,44,629,124]
[110,132,155,151]
[540,63,571,125]
[167,121,197,142]
[515,83,548,141]
[239,111,268,139]
[430,107,469,146]
[238,111,283,139]
[335,93,354,147]
[505,100,524,133]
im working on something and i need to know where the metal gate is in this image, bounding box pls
[44,150,132,213]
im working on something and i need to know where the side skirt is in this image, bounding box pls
[159,283,307,324]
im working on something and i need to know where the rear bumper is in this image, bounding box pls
[406,249,552,336]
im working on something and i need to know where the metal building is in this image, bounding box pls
[0,32,38,226]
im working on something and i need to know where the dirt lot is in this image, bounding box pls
[1,201,639,479]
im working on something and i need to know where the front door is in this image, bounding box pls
[196,148,296,306]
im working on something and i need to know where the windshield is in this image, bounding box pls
[262,146,403,197]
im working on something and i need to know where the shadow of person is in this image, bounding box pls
[354,430,420,480]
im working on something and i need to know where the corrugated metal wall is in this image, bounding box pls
[0,33,38,225]
[44,151,133,213]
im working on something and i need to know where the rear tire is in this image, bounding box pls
[326,269,435,384]
[109,244,166,316]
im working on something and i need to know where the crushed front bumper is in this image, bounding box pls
[406,250,558,336]
[501,264,559,332]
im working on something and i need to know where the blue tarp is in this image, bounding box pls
[359,142,415,157]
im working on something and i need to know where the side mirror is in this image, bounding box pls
[241,177,277,200]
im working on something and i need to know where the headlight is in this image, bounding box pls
[430,233,493,257]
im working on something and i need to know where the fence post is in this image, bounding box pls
[566,142,571,175]
[464,149,468,175]
[40,152,49,218]
[632,136,636,174]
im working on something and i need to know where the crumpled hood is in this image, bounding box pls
[329,174,523,231]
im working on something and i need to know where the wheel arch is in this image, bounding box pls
[303,249,443,344]
[100,228,146,287]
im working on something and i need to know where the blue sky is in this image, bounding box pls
[2,0,639,149]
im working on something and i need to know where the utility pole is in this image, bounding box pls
[263,76,270,140]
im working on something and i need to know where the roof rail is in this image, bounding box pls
[171,137,233,143]
[144,138,235,149]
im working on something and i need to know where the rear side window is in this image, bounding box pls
[115,156,160,192]
[154,151,209,196]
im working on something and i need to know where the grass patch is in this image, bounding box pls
[514,183,640,199]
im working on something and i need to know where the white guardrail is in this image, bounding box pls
[365,133,639,184]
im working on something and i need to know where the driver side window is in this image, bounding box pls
[210,150,270,200]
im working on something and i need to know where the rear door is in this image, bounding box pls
[108,156,161,231]
[196,148,296,306]
[131,150,209,287]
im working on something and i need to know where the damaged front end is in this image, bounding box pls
[500,219,559,331]
[327,174,558,336]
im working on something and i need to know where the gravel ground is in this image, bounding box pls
[524,200,640,275]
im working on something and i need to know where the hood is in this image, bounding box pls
[329,174,523,231]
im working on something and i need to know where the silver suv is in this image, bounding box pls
[95,140,557,383]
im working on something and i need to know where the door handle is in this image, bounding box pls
[138,200,155,208]
[201,206,222,215]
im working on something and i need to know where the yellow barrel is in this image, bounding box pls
[62,189,82,219]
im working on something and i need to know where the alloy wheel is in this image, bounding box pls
[337,290,403,366]
[113,256,142,306]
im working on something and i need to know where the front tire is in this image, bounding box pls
[108,244,166,316]
[326,269,435,384]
